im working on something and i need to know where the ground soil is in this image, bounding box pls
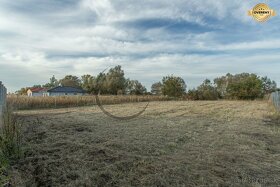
[11,101,280,186]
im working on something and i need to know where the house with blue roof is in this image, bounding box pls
[47,86,86,96]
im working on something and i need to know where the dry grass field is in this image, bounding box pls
[11,101,280,186]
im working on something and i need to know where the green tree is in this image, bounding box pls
[261,76,277,95]
[81,74,94,93]
[162,75,186,97]
[126,79,147,95]
[32,85,42,88]
[187,89,199,100]
[104,66,126,95]
[59,75,81,88]
[196,79,219,100]
[226,73,263,100]
[92,72,107,94]
[151,82,163,95]
[214,73,233,98]
[16,87,29,95]
[43,75,59,88]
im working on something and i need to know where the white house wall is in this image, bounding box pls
[29,92,49,97]
[27,90,32,96]
[32,92,44,97]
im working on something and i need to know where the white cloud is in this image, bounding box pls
[81,0,114,22]
[0,0,280,92]
[215,40,280,51]
[80,0,256,24]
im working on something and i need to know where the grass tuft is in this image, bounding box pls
[0,106,22,186]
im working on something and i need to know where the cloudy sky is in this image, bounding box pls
[1,0,280,92]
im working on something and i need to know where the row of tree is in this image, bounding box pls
[186,73,278,100]
[17,66,278,100]
[17,66,147,95]
[151,73,278,100]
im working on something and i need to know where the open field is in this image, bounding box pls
[11,101,280,186]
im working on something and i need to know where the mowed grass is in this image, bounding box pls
[11,101,280,186]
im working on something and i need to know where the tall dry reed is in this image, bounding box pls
[7,95,171,110]
[0,106,22,186]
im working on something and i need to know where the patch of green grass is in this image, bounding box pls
[0,158,9,187]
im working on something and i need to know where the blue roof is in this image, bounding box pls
[47,86,85,93]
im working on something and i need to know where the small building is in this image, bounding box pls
[47,86,85,96]
[27,88,49,97]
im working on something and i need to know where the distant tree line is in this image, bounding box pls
[187,73,277,100]
[16,66,278,100]
[151,73,277,100]
[16,66,147,96]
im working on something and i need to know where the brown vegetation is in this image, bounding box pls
[10,100,280,186]
[0,107,22,186]
[7,95,170,110]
